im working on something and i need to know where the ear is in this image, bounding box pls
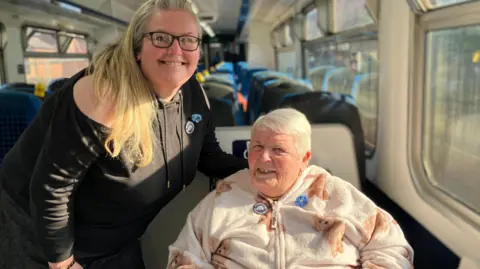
[302,151,311,165]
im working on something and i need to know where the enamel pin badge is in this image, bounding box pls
[295,195,308,208]
[253,202,269,215]
[191,113,202,123]
[185,121,195,135]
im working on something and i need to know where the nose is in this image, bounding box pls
[259,149,272,162]
[167,39,183,55]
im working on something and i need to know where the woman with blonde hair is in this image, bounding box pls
[0,0,247,268]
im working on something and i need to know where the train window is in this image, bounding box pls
[66,36,87,54]
[332,0,374,32]
[305,36,378,154]
[423,25,480,214]
[55,32,88,54]
[25,27,58,53]
[23,26,89,85]
[304,8,323,41]
[277,49,299,78]
[24,58,89,84]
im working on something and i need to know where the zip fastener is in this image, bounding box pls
[271,200,281,269]
[271,201,278,230]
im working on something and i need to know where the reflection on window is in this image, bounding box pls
[24,58,89,84]
[283,24,294,47]
[423,25,480,214]
[26,28,58,53]
[333,0,373,32]
[66,37,88,54]
[305,37,379,152]
[277,50,299,78]
[305,8,323,40]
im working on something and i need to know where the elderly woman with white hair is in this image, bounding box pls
[167,108,414,269]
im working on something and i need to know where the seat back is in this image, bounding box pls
[202,82,235,103]
[0,83,52,101]
[241,68,267,96]
[204,74,237,90]
[246,73,293,124]
[0,91,42,164]
[214,62,235,74]
[307,65,335,91]
[280,91,366,183]
[258,80,311,117]
[47,78,69,92]
[208,97,236,127]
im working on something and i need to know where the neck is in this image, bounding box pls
[151,82,180,102]
[260,192,283,201]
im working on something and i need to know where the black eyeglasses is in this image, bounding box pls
[144,31,201,51]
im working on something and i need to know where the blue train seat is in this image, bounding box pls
[214,62,235,74]
[257,80,311,118]
[207,97,236,127]
[240,68,267,97]
[0,91,42,164]
[280,91,366,183]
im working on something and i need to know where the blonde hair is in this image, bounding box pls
[251,108,312,158]
[89,0,201,167]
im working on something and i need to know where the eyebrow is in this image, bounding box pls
[149,29,196,36]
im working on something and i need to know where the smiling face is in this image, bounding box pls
[248,128,311,198]
[137,8,201,97]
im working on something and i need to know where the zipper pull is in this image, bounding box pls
[271,215,277,230]
[271,201,278,230]
[183,184,186,191]
[167,181,170,189]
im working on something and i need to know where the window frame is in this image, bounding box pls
[409,0,480,228]
[302,25,379,158]
[21,24,90,59]
[408,0,473,13]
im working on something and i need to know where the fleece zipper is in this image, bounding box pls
[271,200,285,269]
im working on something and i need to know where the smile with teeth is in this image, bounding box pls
[159,60,185,66]
[257,168,275,174]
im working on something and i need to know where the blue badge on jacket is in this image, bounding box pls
[295,195,308,208]
[191,114,202,123]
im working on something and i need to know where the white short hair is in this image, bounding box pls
[251,108,311,158]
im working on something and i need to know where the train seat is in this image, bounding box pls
[214,62,235,74]
[280,91,366,184]
[207,97,236,127]
[0,91,42,164]
[246,72,293,124]
[257,80,311,118]
[240,68,267,97]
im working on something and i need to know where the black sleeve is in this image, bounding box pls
[29,89,105,263]
[197,113,248,179]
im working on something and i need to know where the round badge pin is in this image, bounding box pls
[185,121,195,134]
[295,195,308,208]
[252,202,268,215]
[191,113,202,123]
